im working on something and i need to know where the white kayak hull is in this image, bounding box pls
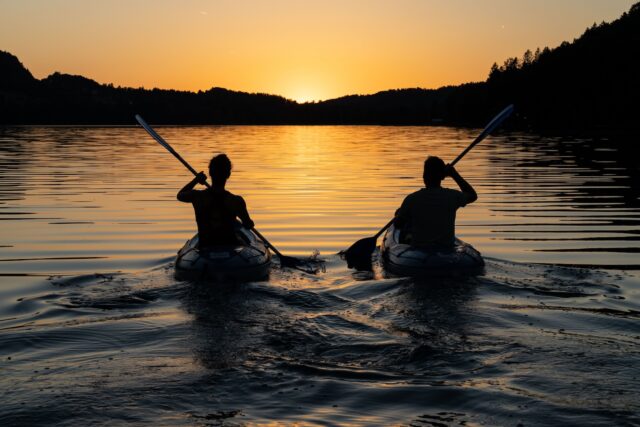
[175,227,271,282]
[381,224,484,277]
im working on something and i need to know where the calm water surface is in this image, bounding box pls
[1,126,639,425]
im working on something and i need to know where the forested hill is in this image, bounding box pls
[486,2,640,132]
[1,2,638,132]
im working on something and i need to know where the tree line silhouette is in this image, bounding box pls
[1,2,638,132]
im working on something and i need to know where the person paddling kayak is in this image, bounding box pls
[394,156,477,250]
[177,154,255,248]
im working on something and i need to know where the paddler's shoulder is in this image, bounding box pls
[224,191,247,206]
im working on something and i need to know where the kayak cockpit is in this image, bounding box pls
[175,224,271,282]
[381,224,484,277]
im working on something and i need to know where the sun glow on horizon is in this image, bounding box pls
[285,78,334,103]
[0,0,635,101]
[293,92,321,104]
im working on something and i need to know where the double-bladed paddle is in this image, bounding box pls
[134,114,310,271]
[343,104,515,269]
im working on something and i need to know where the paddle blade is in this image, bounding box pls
[279,254,303,268]
[135,115,173,153]
[343,236,378,270]
[481,104,514,138]
[450,104,515,167]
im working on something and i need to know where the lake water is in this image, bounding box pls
[1,126,639,425]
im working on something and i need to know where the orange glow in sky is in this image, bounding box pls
[0,0,634,102]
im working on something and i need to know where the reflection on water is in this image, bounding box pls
[0,126,639,425]
[0,126,638,275]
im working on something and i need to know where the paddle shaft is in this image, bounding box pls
[135,114,288,260]
[251,228,286,259]
[163,144,200,177]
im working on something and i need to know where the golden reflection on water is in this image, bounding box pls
[160,125,477,254]
[0,126,638,276]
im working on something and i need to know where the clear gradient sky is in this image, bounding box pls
[0,0,634,102]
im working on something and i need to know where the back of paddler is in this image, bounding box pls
[177,154,255,248]
[394,156,477,250]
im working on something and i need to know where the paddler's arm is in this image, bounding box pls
[445,165,477,205]
[236,196,255,229]
[177,172,207,202]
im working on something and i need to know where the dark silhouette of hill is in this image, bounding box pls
[297,84,489,125]
[486,2,640,132]
[0,51,36,92]
[1,2,638,131]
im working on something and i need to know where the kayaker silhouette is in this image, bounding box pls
[394,156,477,250]
[177,154,255,247]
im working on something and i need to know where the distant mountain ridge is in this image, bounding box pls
[1,2,638,132]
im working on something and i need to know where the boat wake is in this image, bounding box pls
[1,255,639,426]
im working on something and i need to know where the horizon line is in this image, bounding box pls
[36,67,483,104]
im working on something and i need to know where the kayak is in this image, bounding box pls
[175,225,271,282]
[381,224,484,277]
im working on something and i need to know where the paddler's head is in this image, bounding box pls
[423,156,445,187]
[209,154,232,187]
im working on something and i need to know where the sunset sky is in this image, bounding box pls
[0,0,634,102]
